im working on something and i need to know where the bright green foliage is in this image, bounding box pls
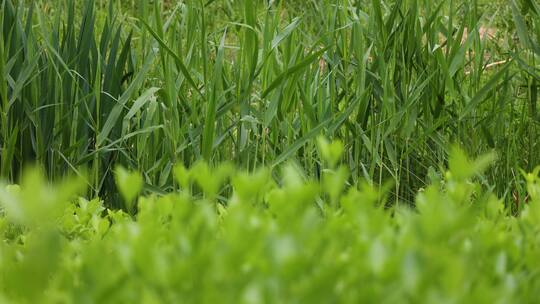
[114,166,143,213]
[317,136,344,169]
[1,148,540,302]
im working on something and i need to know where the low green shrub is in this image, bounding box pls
[1,146,540,303]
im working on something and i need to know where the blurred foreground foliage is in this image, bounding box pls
[1,145,540,303]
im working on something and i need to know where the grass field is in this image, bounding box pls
[1,0,540,302]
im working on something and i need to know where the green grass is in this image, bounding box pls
[1,0,539,206]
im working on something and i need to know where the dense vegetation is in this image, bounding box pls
[2,0,539,203]
[1,0,539,301]
[2,146,540,302]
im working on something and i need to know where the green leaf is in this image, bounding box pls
[272,118,332,168]
[114,166,143,212]
[271,17,301,50]
[97,53,156,146]
[261,47,329,98]
[459,62,513,120]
